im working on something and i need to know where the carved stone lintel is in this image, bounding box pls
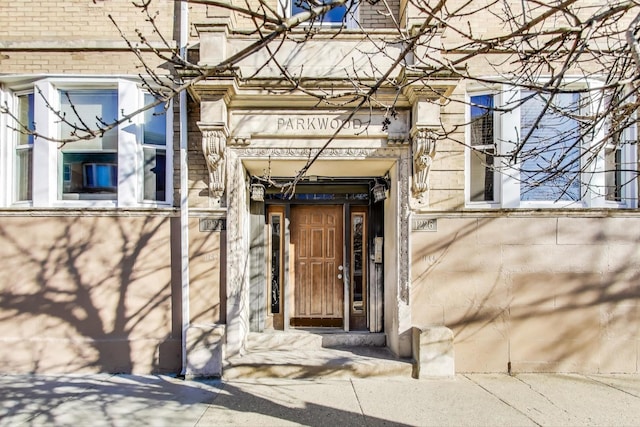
[198,123,229,206]
[412,128,437,204]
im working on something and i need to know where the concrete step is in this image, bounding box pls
[225,331,412,379]
[245,330,386,351]
[223,346,414,380]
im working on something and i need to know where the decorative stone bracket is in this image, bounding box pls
[198,123,229,207]
[411,128,437,204]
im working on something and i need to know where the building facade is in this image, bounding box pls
[1,0,639,375]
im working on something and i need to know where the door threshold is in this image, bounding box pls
[291,327,377,335]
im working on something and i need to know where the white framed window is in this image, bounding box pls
[0,77,173,208]
[466,83,637,209]
[0,88,34,206]
[141,92,168,202]
[283,0,358,28]
[15,91,34,202]
[468,93,499,205]
[600,89,637,206]
[59,89,119,201]
[518,90,582,203]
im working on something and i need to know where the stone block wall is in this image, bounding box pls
[411,213,640,373]
[0,212,182,374]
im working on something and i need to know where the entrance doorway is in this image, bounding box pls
[262,180,383,332]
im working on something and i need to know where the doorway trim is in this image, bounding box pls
[263,180,376,332]
[236,145,411,354]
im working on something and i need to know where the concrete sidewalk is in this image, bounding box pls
[1,373,639,426]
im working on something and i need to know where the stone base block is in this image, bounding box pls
[412,325,455,379]
[185,324,226,379]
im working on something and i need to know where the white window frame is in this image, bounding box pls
[0,85,14,207]
[465,90,501,208]
[585,82,637,208]
[139,91,172,205]
[0,86,34,207]
[0,76,173,209]
[466,81,637,209]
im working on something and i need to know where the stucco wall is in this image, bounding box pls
[0,212,181,374]
[411,213,640,373]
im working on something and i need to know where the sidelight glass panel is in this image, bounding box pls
[351,213,365,314]
[270,214,282,314]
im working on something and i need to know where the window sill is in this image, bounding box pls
[0,207,179,217]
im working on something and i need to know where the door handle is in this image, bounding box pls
[338,265,344,271]
[338,274,343,279]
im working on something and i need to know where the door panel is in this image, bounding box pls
[291,205,343,325]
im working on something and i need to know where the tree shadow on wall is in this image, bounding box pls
[411,215,640,373]
[0,215,181,374]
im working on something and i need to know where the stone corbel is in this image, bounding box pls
[199,123,229,207]
[412,128,437,205]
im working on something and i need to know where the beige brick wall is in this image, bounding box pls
[0,0,175,43]
[186,100,210,208]
[428,85,466,210]
[411,214,640,373]
[0,0,185,76]
[0,51,169,75]
[439,0,632,77]
[359,0,400,29]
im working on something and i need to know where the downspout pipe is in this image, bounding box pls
[179,0,190,377]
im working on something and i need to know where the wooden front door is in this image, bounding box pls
[290,205,344,327]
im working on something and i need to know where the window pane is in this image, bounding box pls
[469,95,495,202]
[143,147,166,201]
[144,94,167,146]
[15,148,32,201]
[18,93,34,146]
[16,93,34,202]
[292,0,347,23]
[605,147,622,201]
[520,92,581,201]
[470,95,494,146]
[470,149,495,202]
[59,90,118,151]
[62,152,117,199]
